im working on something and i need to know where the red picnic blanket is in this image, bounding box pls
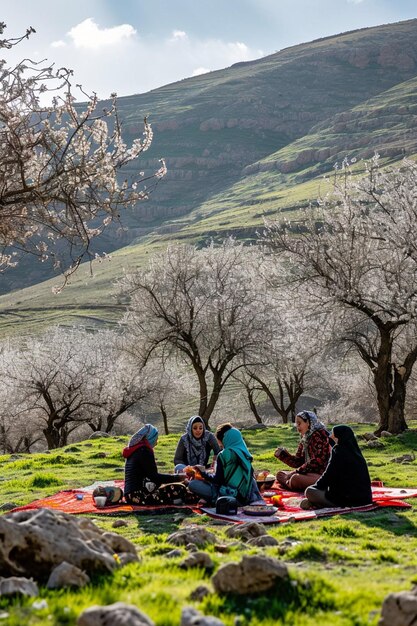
[9,480,417,520]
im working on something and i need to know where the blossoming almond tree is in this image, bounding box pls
[0,23,166,288]
[0,327,154,450]
[121,239,272,427]
[266,157,417,435]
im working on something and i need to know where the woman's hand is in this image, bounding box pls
[274,447,285,459]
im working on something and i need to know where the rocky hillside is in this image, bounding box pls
[2,18,417,297]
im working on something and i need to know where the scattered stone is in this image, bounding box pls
[0,577,38,597]
[77,602,154,626]
[167,527,217,547]
[189,585,211,601]
[380,431,393,438]
[0,503,17,512]
[89,431,111,439]
[112,520,129,528]
[46,562,90,589]
[391,453,415,464]
[92,452,107,459]
[180,552,214,571]
[379,586,417,626]
[247,535,279,547]
[32,599,48,610]
[367,440,385,449]
[214,544,232,553]
[166,549,183,559]
[0,508,138,582]
[186,543,198,552]
[181,606,225,626]
[64,446,81,453]
[225,522,267,542]
[212,555,289,595]
[363,432,378,441]
[245,423,268,430]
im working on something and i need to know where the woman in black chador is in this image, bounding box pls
[303,425,372,509]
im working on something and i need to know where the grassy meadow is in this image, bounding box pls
[1,423,417,625]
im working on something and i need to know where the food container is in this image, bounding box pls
[256,475,276,490]
[94,496,107,508]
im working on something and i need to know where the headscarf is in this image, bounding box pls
[332,425,364,460]
[182,415,211,466]
[219,427,253,499]
[296,411,327,462]
[129,424,159,448]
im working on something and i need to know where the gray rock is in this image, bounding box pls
[189,585,211,601]
[0,508,138,582]
[89,431,111,439]
[212,555,288,595]
[112,520,129,528]
[166,549,183,559]
[380,431,393,438]
[391,453,415,464]
[367,440,385,449]
[77,602,154,626]
[379,586,417,626]
[181,606,225,626]
[363,432,378,441]
[180,552,214,571]
[0,503,18,512]
[47,562,90,589]
[244,423,268,430]
[0,576,38,597]
[167,527,217,547]
[225,522,267,541]
[247,535,279,547]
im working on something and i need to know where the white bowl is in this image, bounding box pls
[94,496,107,508]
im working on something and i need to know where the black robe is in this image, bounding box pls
[314,440,372,507]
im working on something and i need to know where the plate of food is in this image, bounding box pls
[255,470,276,490]
[242,504,278,516]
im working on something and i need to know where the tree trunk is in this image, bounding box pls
[374,365,408,435]
[160,402,169,434]
[372,331,408,435]
[246,388,263,424]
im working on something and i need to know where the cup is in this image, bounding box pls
[94,496,107,508]
[75,493,84,500]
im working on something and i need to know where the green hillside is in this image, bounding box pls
[1,19,417,331]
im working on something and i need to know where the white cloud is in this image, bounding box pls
[51,40,66,48]
[192,67,210,76]
[170,30,188,42]
[68,18,137,50]
[227,42,249,55]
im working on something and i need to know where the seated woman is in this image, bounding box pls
[174,415,221,473]
[303,425,372,509]
[187,423,262,505]
[123,424,188,505]
[274,410,331,491]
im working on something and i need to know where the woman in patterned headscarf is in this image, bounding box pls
[173,415,220,472]
[274,411,331,492]
[123,424,188,505]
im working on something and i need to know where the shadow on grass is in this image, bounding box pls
[350,506,417,536]
[133,508,198,534]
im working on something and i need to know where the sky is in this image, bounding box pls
[2,0,417,99]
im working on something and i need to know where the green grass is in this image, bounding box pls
[1,423,417,624]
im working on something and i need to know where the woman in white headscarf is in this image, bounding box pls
[174,415,220,472]
[124,424,188,505]
[274,411,331,492]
